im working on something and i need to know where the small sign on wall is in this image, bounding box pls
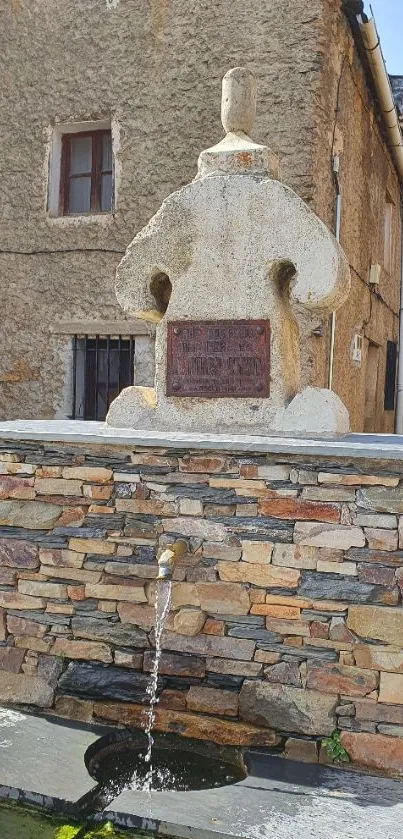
[352,333,363,365]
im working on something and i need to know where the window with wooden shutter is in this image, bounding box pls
[60,130,113,215]
[384,340,397,411]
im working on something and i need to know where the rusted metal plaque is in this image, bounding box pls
[166,320,270,398]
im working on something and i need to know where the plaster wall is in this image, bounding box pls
[0,0,401,431]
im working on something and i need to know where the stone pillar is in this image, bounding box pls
[133,335,155,388]
[107,68,350,434]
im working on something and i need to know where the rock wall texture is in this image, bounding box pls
[0,436,403,777]
[0,0,401,430]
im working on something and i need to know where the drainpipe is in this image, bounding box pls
[357,14,403,431]
[358,16,403,175]
[328,155,342,391]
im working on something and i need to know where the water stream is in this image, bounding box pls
[142,579,172,794]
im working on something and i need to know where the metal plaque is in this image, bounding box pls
[166,319,270,398]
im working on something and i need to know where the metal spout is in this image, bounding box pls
[157,540,188,580]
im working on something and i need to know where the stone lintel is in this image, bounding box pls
[51,320,155,336]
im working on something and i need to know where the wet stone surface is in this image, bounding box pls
[58,662,164,702]
[86,730,245,794]
[107,750,403,839]
[0,711,402,839]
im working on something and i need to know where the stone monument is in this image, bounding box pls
[107,68,351,434]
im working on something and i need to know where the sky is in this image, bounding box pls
[369,0,403,75]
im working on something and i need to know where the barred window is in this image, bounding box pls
[71,336,134,421]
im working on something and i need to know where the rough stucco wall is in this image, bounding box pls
[0,0,327,420]
[309,1,401,432]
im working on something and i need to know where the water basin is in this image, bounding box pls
[85,730,247,795]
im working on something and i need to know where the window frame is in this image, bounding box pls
[59,129,113,216]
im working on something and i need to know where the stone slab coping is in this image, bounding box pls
[0,710,402,839]
[1,420,403,461]
[0,708,101,806]
[107,750,403,838]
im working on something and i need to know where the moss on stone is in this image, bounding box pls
[0,803,152,839]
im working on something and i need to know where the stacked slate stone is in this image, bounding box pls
[0,442,402,776]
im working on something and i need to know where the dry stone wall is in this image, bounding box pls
[0,437,403,776]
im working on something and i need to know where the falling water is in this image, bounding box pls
[142,579,172,793]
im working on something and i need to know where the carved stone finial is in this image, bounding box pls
[198,66,267,177]
[221,67,257,136]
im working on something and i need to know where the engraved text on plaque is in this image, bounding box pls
[166,320,270,398]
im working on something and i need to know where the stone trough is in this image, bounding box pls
[0,709,403,839]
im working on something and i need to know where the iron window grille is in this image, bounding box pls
[71,336,135,421]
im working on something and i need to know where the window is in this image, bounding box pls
[384,194,394,274]
[60,130,113,215]
[384,340,397,411]
[71,336,134,420]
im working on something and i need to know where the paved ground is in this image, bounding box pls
[0,709,402,839]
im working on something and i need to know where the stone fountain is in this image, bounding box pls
[105,62,353,800]
[107,67,351,435]
[2,66,403,839]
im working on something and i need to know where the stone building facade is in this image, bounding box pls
[0,0,402,432]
